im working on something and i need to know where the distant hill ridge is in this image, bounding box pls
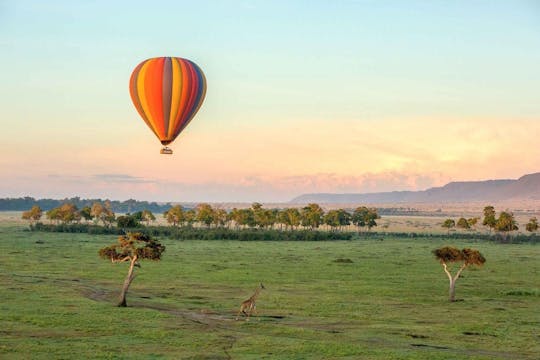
[291,172,540,204]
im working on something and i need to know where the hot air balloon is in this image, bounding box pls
[129,57,207,154]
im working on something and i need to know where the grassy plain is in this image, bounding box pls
[1,218,539,359]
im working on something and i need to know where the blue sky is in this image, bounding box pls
[1,1,540,202]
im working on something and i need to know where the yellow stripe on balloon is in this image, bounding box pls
[168,58,182,138]
[137,60,159,136]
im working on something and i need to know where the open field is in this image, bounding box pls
[1,220,539,359]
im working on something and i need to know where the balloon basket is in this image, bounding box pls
[160,147,173,155]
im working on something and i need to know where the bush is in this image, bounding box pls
[28,223,538,243]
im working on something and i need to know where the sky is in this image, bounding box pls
[1,0,540,202]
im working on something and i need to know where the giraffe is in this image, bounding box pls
[236,283,265,320]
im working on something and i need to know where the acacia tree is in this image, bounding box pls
[184,209,197,227]
[251,202,265,228]
[79,206,93,223]
[45,203,80,224]
[441,219,455,234]
[58,203,81,223]
[456,217,470,231]
[324,209,351,231]
[364,208,379,231]
[22,205,43,224]
[234,208,256,228]
[99,232,165,307]
[352,207,379,232]
[300,203,324,230]
[526,217,538,234]
[164,205,184,227]
[495,211,518,241]
[140,209,156,225]
[196,203,215,228]
[46,208,61,224]
[278,208,301,231]
[91,202,115,227]
[433,246,486,302]
[467,217,479,231]
[213,208,228,228]
[482,206,497,233]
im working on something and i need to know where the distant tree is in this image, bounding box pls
[300,203,324,230]
[140,209,155,225]
[352,207,367,231]
[61,203,81,223]
[79,206,93,223]
[324,209,351,231]
[237,208,256,228]
[265,208,279,229]
[456,217,470,231]
[229,208,241,230]
[251,202,265,228]
[184,209,197,227]
[213,208,228,228]
[46,203,80,224]
[324,210,341,231]
[337,209,352,230]
[525,217,538,234]
[196,203,215,227]
[116,215,140,228]
[364,208,379,231]
[278,208,301,231]
[433,246,486,302]
[131,211,144,221]
[46,208,61,224]
[467,217,479,230]
[21,205,43,223]
[352,207,379,232]
[91,202,115,227]
[441,219,455,234]
[495,211,518,240]
[99,232,165,307]
[163,205,184,227]
[482,206,497,233]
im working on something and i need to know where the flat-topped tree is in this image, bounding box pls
[352,206,379,232]
[526,217,538,234]
[433,246,485,302]
[456,217,470,231]
[482,206,496,233]
[22,205,43,224]
[164,205,184,227]
[441,219,455,234]
[99,232,165,307]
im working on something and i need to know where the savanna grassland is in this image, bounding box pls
[1,216,539,359]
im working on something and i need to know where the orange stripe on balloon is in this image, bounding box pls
[143,58,166,138]
[132,61,159,139]
[136,61,160,137]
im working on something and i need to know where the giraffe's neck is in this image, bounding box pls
[250,287,261,301]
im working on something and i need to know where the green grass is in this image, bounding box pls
[1,223,539,359]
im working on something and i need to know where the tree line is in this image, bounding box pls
[441,205,538,237]
[22,202,380,233]
[3,196,170,213]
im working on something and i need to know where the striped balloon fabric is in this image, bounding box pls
[129,57,207,147]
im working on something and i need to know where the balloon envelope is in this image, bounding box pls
[129,57,207,147]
